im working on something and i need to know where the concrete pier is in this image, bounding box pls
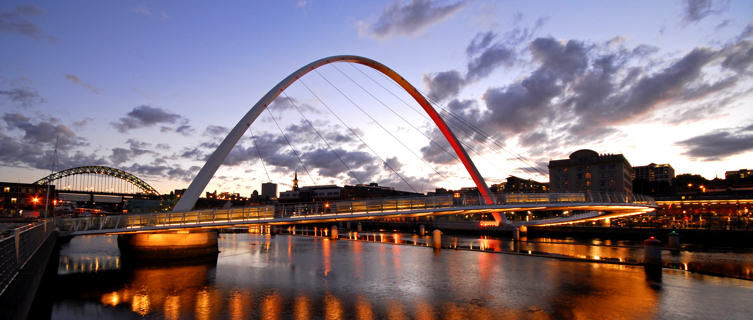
[118,230,219,260]
[330,225,338,240]
[432,229,442,249]
[419,224,425,236]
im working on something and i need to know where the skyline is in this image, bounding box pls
[1,0,753,195]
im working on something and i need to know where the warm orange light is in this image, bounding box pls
[32,197,39,203]
[324,202,330,208]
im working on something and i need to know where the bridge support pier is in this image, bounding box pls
[330,225,338,240]
[432,229,442,249]
[357,222,362,233]
[118,230,219,260]
[419,225,425,236]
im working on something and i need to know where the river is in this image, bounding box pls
[34,232,753,319]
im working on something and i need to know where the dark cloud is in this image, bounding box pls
[112,105,188,133]
[204,125,229,137]
[2,112,85,148]
[465,44,515,82]
[0,131,105,172]
[416,30,753,167]
[466,31,496,56]
[125,163,199,181]
[681,0,728,23]
[0,5,57,42]
[268,96,319,114]
[423,70,464,102]
[677,124,753,160]
[360,0,467,38]
[108,139,155,165]
[383,156,402,172]
[0,87,43,107]
[175,124,195,136]
[64,74,100,94]
[304,148,377,180]
[719,40,753,72]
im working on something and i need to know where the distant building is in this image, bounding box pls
[0,182,56,217]
[548,149,633,194]
[726,169,753,181]
[633,163,675,184]
[261,182,277,198]
[341,183,420,200]
[279,185,341,203]
[491,176,549,193]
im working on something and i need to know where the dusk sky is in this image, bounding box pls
[1,0,752,195]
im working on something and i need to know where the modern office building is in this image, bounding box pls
[548,149,633,194]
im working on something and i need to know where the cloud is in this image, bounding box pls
[681,0,729,23]
[112,105,188,133]
[204,125,229,137]
[466,31,497,56]
[0,115,106,172]
[125,163,200,181]
[676,124,753,160]
[0,5,57,42]
[423,70,464,102]
[416,28,753,167]
[359,0,467,38]
[64,74,100,94]
[0,87,43,107]
[465,43,515,82]
[2,112,85,148]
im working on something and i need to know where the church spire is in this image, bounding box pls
[293,170,299,190]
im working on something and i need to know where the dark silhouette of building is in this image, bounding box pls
[261,182,277,198]
[549,149,633,194]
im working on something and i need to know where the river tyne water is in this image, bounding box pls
[35,232,753,319]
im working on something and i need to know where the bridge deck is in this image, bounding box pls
[56,193,657,236]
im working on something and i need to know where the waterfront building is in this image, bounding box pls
[726,169,753,181]
[0,182,56,217]
[548,149,633,195]
[633,163,675,184]
[491,175,549,193]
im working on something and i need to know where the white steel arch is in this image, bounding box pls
[173,55,505,224]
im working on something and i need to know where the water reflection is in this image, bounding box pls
[44,233,753,319]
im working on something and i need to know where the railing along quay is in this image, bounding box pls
[56,193,656,234]
[0,219,55,297]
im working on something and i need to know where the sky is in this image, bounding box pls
[1,0,752,196]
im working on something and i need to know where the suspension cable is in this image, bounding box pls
[349,63,516,178]
[264,107,317,185]
[332,63,460,164]
[298,78,417,193]
[317,67,445,179]
[249,129,272,182]
[360,64,548,177]
[282,92,364,185]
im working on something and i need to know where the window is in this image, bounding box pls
[10,198,17,204]
[2,187,8,192]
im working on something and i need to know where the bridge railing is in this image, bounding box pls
[0,219,54,296]
[55,192,655,234]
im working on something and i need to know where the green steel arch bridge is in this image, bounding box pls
[34,166,160,197]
